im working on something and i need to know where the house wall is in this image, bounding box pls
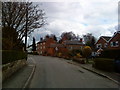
[37,41,46,55]
[37,38,56,55]
[66,44,84,51]
[96,37,107,49]
[47,46,68,56]
[47,48,55,56]
[108,33,120,50]
[37,43,40,54]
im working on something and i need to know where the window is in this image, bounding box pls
[40,51,42,54]
[43,46,45,49]
[111,41,119,47]
[97,44,102,48]
[104,43,107,48]
[116,41,119,46]
[111,42,113,47]
[41,47,42,49]
[37,47,39,49]
[43,42,45,45]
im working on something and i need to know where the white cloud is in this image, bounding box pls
[29,0,119,44]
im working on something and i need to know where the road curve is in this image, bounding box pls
[29,55,119,88]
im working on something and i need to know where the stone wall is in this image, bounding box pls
[2,59,27,82]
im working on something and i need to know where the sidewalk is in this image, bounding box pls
[80,64,120,85]
[66,60,120,85]
[2,57,36,88]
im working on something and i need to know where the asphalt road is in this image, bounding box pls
[29,55,119,88]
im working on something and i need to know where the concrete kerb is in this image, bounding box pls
[23,57,36,88]
[23,64,36,88]
[80,65,120,86]
[65,60,120,86]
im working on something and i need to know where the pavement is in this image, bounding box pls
[2,56,36,88]
[65,59,120,86]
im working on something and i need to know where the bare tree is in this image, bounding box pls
[83,33,96,50]
[61,31,77,41]
[2,2,46,41]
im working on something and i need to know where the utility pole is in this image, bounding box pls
[25,2,28,52]
[24,2,28,60]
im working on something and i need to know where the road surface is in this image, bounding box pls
[29,55,119,88]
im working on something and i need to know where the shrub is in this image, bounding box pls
[2,50,27,64]
[99,49,120,59]
[82,46,92,63]
[82,46,92,57]
[58,53,62,57]
[76,53,82,58]
[58,52,62,57]
[93,58,114,71]
[68,49,82,57]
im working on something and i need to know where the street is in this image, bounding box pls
[29,55,119,88]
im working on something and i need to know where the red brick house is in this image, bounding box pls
[63,39,85,51]
[107,31,120,50]
[47,43,68,56]
[37,36,56,55]
[95,36,111,49]
[37,35,85,56]
[95,31,120,50]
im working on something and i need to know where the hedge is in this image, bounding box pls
[93,58,114,71]
[99,49,120,59]
[2,50,27,64]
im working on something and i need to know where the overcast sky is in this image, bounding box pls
[28,0,119,45]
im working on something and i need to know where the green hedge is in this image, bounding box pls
[2,50,27,64]
[93,58,114,71]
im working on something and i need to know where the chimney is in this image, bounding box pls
[40,37,43,41]
[80,38,83,42]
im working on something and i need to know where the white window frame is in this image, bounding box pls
[97,44,102,48]
[43,46,45,49]
[111,41,119,47]
[41,47,42,49]
[116,41,119,47]
[111,42,113,47]
[40,51,42,54]
[104,43,107,48]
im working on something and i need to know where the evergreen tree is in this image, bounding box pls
[32,37,36,51]
[53,35,57,41]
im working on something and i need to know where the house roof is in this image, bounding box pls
[50,43,66,48]
[95,31,120,45]
[101,36,111,42]
[37,40,45,44]
[95,36,111,45]
[108,31,120,42]
[63,40,84,45]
